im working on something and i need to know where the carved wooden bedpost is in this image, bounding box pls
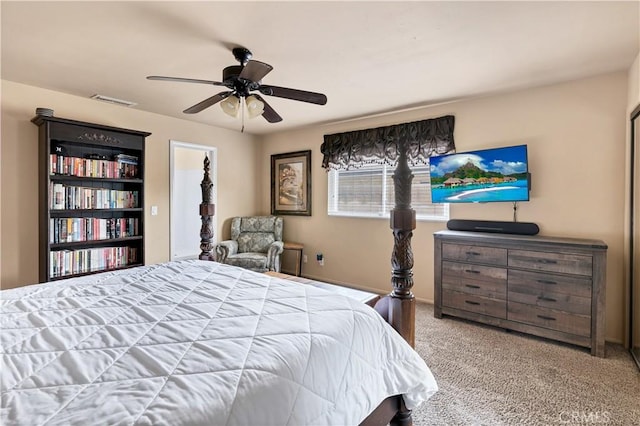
[323,116,454,426]
[199,155,216,261]
[321,117,453,346]
[389,141,416,348]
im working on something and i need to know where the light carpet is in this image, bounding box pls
[411,303,640,426]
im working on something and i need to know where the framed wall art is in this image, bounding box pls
[271,150,311,216]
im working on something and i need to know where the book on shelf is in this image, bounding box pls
[114,153,138,164]
[48,184,139,210]
[49,246,138,278]
[49,217,140,243]
[49,152,139,179]
[52,183,65,210]
[114,153,139,178]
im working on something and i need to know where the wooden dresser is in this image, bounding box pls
[433,230,607,357]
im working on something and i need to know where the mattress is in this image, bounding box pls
[1,260,437,425]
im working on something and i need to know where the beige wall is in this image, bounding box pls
[1,80,260,289]
[261,72,629,343]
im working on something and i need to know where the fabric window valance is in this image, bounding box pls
[321,115,455,170]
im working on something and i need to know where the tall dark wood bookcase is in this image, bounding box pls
[32,114,151,282]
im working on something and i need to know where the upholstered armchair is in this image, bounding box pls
[215,216,284,273]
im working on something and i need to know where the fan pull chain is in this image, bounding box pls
[241,97,245,133]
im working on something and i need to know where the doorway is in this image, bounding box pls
[170,141,217,260]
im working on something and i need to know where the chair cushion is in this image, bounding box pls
[225,252,268,272]
[237,232,275,253]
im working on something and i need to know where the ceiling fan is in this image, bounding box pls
[147,47,327,123]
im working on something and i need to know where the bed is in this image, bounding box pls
[3,116,453,425]
[1,260,437,425]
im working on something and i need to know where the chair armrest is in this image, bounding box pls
[215,240,238,263]
[266,241,284,272]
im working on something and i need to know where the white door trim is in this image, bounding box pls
[169,140,218,261]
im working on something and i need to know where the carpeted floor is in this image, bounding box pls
[411,303,640,426]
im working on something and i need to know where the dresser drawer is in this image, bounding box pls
[508,301,590,337]
[508,269,592,298]
[443,290,506,318]
[508,250,592,276]
[509,269,592,316]
[442,243,508,266]
[508,289,591,315]
[442,261,506,299]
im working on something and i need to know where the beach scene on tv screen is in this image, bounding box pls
[430,145,529,203]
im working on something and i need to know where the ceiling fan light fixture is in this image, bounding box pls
[220,95,240,117]
[149,47,325,124]
[245,95,265,119]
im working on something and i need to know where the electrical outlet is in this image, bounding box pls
[303,255,308,263]
[151,205,158,216]
[316,253,324,266]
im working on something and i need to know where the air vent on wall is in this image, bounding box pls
[90,94,137,107]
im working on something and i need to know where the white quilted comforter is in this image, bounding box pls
[1,260,437,425]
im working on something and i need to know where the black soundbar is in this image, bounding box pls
[447,219,539,236]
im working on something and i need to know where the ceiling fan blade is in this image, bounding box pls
[253,94,282,123]
[183,91,233,114]
[239,60,273,82]
[259,85,327,105]
[147,76,226,86]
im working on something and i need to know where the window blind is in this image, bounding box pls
[328,163,449,221]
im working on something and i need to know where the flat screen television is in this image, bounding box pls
[429,144,530,203]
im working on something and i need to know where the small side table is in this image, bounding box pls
[282,242,304,277]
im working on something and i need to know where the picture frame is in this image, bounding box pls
[271,150,311,216]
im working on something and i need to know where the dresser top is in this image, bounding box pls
[434,230,608,250]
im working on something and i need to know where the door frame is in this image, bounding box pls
[629,104,640,370]
[169,140,218,261]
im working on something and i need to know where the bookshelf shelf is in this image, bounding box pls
[50,176,144,184]
[33,114,151,282]
[50,236,144,250]
[49,208,144,215]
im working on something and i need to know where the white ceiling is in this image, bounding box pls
[2,1,638,135]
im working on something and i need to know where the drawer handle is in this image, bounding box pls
[537,279,557,285]
[537,314,556,321]
[538,296,557,303]
[465,300,480,306]
[466,251,481,256]
[537,259,558,264]
[465,269,480,274]
[465,284,481,289]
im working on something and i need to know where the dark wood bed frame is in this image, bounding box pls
[198,154,417,426]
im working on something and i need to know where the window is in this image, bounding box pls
[328,162,449,221]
